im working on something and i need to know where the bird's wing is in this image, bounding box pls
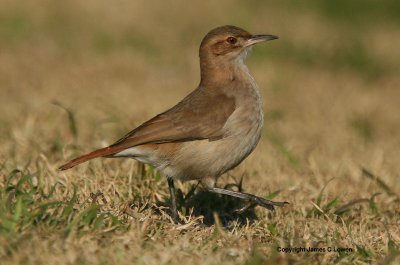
[58,87,236,171]
[110,87,236,150]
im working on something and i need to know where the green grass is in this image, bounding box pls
[0,11,34,48]
[280,0,400,25]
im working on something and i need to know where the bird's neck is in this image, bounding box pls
[199,58,252,87]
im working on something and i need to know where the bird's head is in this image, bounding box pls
[199,25,278,65]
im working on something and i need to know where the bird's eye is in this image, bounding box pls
[226,37,237,44]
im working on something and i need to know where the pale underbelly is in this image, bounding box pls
[166,133,261,181]
[113,126,262,181]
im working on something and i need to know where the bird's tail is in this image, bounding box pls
[59,146,120,171]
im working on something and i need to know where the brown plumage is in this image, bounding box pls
[59,25,288,222]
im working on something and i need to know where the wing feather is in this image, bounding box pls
[111,87,236,149]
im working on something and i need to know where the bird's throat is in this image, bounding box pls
[200,59,252,87]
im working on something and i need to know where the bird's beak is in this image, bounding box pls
[245,34,278,47]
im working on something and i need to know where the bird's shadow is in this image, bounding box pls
[152,180,266,227]
[180,189,259,226]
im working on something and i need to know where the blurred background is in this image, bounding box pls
[1,0,399,179]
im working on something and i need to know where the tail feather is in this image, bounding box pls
[59,146,120,171]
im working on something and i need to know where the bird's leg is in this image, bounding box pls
[207,187,289,211]
[167,177,182,223]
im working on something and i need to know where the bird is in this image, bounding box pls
[59,25,288,222]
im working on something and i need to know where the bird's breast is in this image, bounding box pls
[223,72,264,139]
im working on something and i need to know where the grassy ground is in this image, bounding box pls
[0,0,399,264]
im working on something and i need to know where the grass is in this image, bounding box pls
[0,0,399,264]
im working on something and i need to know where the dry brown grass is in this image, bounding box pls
[0,0,399,264]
